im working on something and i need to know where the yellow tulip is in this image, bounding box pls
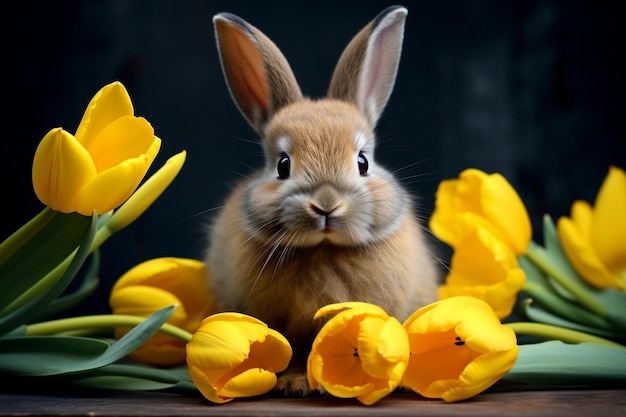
[307,302,410,405]
[186,312,292,404]
[106,151,186,233]
[32,81,161,215]
[402,296,518,402]
[429,168,531,255]
[109,257,213,366]
[438,226,526,319]
[557,166,626,290]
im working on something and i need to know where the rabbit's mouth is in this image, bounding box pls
[289,225,351,247]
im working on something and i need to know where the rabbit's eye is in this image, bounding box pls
[277,152,291,179]
[358,151,369,176]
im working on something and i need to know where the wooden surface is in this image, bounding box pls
[1,385,625,417]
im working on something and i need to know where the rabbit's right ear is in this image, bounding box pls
[213,13,303,135]
[327,6,408,128]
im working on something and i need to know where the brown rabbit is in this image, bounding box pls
[207,6,439,396]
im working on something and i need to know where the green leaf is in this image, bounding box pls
[516,298,618,340]
[72,375,179,391]
[0,211,94,312]
[525,241,607,316]
[97,306,175,366]
[0,214,98,336]
[0,336,109,375]
[542,215,593,293]
[504,341,626,385]
[585,288,626,331]
[519,256,618,333]
[0,207,54,265]
[0,305,175,376]
[68,363,193,391]
[30,250,102,321]
[519,252,550,288]
[3,325,27,337]
[56,364,197,394]
[0,363,197,395]
[539,215,626,331]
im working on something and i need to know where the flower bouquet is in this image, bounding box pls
[0,82,625,407]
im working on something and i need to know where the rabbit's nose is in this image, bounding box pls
[308,185,348,231]
[309,202,341,232]
[310,185,345,214]
[310,203,335,217]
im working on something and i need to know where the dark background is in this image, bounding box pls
[2,0,624,316]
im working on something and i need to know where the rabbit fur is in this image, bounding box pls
[207,5,439,396]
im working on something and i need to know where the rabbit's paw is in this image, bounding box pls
[274,370,322,397]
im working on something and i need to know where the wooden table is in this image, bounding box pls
[1,384,625,416]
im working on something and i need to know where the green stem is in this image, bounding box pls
[91,224,114,253]
[506,322,625,349]
[26,314,193,343]
[521,282,615,333]
[524,242,607,316]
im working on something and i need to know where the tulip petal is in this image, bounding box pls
[113,257,183,287]
[591,166,626,274]
[314,316,363,387]
[320,354,369,396]
[358,316,407,379]
[429,179,463,246]
[404,329,479,395]
[109,257,215,366]
[429,169,531,255]
[85,116,159,172]
[357,361,407,405]
[74,156,150,215]
[107,150,186,232]
[186,313,291,403]
[309,309,376,398]
[313,302,388,320]
[438,227,526,319]
[190,321,252,371]
[423,378,461,399]
[187,361,232,404]
[557,216,621,288]
[478,172,531,254]
[218,329,292,380]
[32,128,96,213]
[109,285,189,366]
[570,200,593,242]
[455,227,519,282]
[109,286,186,324]
[457,309,517,353]
[190,314,291,385]
[219,368,277,398]
[246,329,292,372]
[439,269,525,319]
[442,346,519,402]
[123,331,187,366]
[111,257,210,329]
[333,382,375,401]
[308,303,409,405]
[402,297,518,402]
[75,81,134,147]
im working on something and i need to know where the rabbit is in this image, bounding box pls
[207,5,439,396]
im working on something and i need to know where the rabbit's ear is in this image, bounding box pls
[213,13,303,135]
[327,6,407,127]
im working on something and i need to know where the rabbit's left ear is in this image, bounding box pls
[213,13,303,135]
[327,6,407,128]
